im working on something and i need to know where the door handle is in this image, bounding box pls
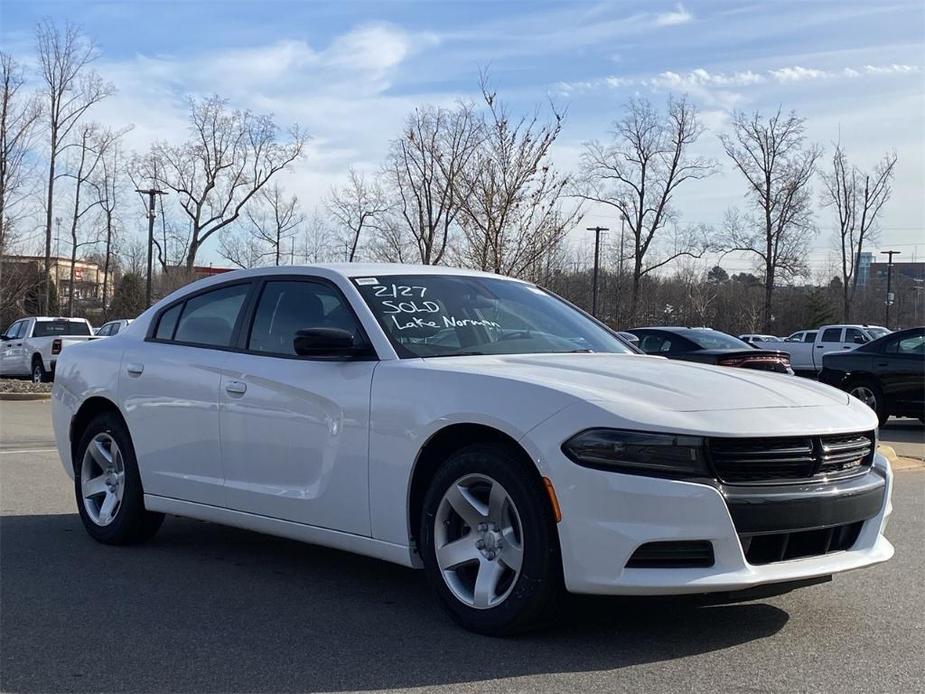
[877,362,888,367]
[225,380,247,395]
[815,345,824,348]
[126,363,144,376]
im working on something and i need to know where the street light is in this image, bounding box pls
[586,226,608,317]
[135,188,167,308]
[880,250,901,329]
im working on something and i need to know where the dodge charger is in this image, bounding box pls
[51,264,894,634]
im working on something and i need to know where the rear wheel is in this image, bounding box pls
[31,358,48,384]
[848,379,889,426]
[420,443,562,635]
[74,412,163,544]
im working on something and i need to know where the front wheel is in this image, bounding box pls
[74,412,164,544]
[420,443,562,635]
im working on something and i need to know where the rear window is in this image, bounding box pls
[679,330,749,350]
[33,321,91,337]
[154,304,182,340]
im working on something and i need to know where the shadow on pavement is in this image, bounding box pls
[1,513,789,693]
[880,417,925,444]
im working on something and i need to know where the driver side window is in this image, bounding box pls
[4,321,22,339]
[248,280,364,356]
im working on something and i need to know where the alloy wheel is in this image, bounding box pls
[32,365,42,384]
[850,385,877,410]
[434,473,524,610]
[80,433,126,526]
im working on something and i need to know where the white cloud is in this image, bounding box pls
[654,4,693,27]
[864,63,920,75]
[326,23,438,73]
[647,68,765,88]
[769,66,829,82]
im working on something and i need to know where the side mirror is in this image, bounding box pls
[0,334,8,341]
[853,335,867,344]
[293,328,364,358]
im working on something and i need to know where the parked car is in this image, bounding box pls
[0,316,97,383]
[95,319,133,337]
[819,327,924,425]
[739,333,784,346]
[52,265,892,635]
[616,330,639,345]
[627,327,793,374]
[783,324,891,375]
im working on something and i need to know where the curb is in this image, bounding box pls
[878,444,925,471]
[0,392,51,401]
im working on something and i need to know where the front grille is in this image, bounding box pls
[709,432,874,484]
[741,521,863,565]
[626,541,715,568]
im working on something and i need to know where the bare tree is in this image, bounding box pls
[300,211,337,263]
[383,103,480,264]
[89,139,126,308]
[720,108,821,331]
[120,236,147,276]
[219,184,304,268]
[36,20,113,311]
[0,53,42,255]
[139,95,305,269]
[821,143,897,321]
[62,124,121,315]
[326,168,388,262]
[456,80,581,279]
[576,96,716,322]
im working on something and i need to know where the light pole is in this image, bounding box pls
[587,226,608,318]
[135,188,167,308]
[880,249,901,329]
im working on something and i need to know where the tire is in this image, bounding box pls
[419,442,563,636]
[847,379,889,426]
[73,412,164,545]
[31,358,49,384]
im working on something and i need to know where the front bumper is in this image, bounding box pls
[549,452,893,596]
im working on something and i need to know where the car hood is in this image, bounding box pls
[419,352,848,413]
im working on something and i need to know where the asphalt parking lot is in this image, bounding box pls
[1,399,923,694]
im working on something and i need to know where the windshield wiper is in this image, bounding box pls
[425,351,486,358]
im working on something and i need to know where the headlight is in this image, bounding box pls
[562,429,710,478]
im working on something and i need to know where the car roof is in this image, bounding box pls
[210,263,517,281]
[629,326,715,333]
[32,316,90,322]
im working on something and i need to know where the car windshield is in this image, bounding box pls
[352,274,633,358]
[33,321,91,337]
[679,329,750,350]
[866,327,891,339]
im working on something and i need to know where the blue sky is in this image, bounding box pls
[2,0,923,273]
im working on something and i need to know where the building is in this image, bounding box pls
[867,260,925,285]
[856,252,875,287]
[0,255,113,306]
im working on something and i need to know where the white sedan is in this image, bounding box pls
[51,264,893,634]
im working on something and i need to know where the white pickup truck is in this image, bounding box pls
[782,324,891,375]
[0,316,97,383]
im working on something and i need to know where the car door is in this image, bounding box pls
[218,277,376,535]
[878,331,925,412]
[119,281,253,507]
[815,327,846,364]
[0,321,24,375]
